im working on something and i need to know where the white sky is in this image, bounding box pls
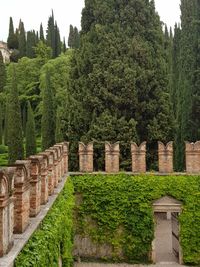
[0,0,181,42]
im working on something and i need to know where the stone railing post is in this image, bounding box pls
[131,142,146,173]
[54,144,63,178]
[185,141,200,173]
[105,142,120,173]
[62,142,69,174]
[41,151,54,196]
[158,141,173,173]
[29,156,42,217]
[50,146,62,182]
[79,142,93,172]
[46,148,58,188]
[0,169,14,256]
[38,154,49,205]
[13,160,31,233]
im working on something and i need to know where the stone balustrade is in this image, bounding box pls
[0,140,200,259]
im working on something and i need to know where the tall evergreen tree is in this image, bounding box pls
[47,10,56,57]
[7,66,24,164]
[54,22,61,57]
[0,104,2,145]
[41,71,55,150]
[26,30,37,58]
[40,23,45,42]
[4,96,9,146]
[25,101,36,157]
[55,109,63,143]
[73,27,80,48]
[68,0,174,169]
[63,38,67,53]
[18,20,26,58]
[7,17,18,49]
[0,51,6,92]
[68,24,74,48]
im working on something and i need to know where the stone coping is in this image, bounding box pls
[0,175,69,267]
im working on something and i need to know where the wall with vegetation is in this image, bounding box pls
[15,178,74,267]
[72,174,200,265]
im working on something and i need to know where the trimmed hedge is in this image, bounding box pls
[72,174,200,265]
[15,178,75,267]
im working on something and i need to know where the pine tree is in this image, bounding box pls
[41,71,55,150]
[25,101,36,157]
[7,65,24,164]
[7,17,18,49]
[18,20,26,58]
[40,23,45,42]
[0,51,6,92]
[68,0,174,169]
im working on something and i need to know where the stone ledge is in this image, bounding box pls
[0,175,69,267]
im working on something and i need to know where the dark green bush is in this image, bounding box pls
[0,145,8,153]
[72,174,200,265]
[15,178,75,267]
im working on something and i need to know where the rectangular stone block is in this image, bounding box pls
[185,141,200,173]
[158,141,173,173]
[131,142,146,173]
[105,142,120,173]
[79,142,93,172]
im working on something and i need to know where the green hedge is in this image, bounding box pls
[15,178,75,267]
[72,174,200,265]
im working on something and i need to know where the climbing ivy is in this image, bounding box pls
[72,174,200,265]
[15,178,75,267]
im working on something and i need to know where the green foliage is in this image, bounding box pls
[7,17,18,49]
[41,71,55,150]
[15,178,75,267]
[25,101,37,157]
[0,51,6,92]
[26,30,37,58]
[55,109,63,143]
[18,20,26,58]
[68,25,80,49]
[72,174,200,264]
[7,65,24,164]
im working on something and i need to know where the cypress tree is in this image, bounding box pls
[55,109,63,143]
[63,38,67,53]
[41,71,55,150]
[7,65,24,164]
[73,27,80,48]
[26,31,36,58]
[68,25,74,48]
[0,104,2,145]
[4,96,9,146]
[25,101,36,157]
[40,23,45,42]
[68,0,174,169]
[47,10,56,57]
[0,51,6,92]
[54,22,61,57]
[18,20,26,58]
[7,17,18,49]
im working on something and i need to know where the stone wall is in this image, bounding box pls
[185,141,200,173]
[105,142,120,173]
[158,141,173,173]
[131,142,146,173]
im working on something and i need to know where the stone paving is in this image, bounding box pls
[74,262,189,267]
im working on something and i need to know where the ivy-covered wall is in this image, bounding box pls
[15,178,75,267]
[72,174,200,265]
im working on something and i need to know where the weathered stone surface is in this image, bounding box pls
[46,148,59,188]
[79,142,93,172]
[13,160,31,234]
[29,156,42,217]
[41,151,54,196]
[158,142,173,173]
[0,168,14,257]
[38,154,49,205]
[62,142,69,174]
[105,142,120,173]
[185,141,200,173]
[54,144,63,179]
[131,142,146,173]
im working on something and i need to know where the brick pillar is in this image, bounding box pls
[38,154,49,205]
[42,151,54,195]
[51,147,62,182]
[79,142,93,172]
[54,144,63,178]
[13,160,31,233]
[0,169,14,256]
[56,144,64,176]
[46,149,58,188]
[131,142,146,173]
[105,142,120,173]
[158,141,173,173]
[185,141,200,173]
[29,156,42,217]
[62,142,69,174]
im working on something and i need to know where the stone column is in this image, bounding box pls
[13,160,31,233]
[185,141,200,173]
[105,142,120,173]
[54,144,64,178]
[0,169,14,256]
[51,146,62,182]
[62,142,69,174]
[79,142,93,172]
[42,151,54,196]
[38,154,49,205]
[29,156,42,217]
[158,141,173,173]
[46,149,58,188]
[131,142,146,173]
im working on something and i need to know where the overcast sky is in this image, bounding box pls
[0,0,181,42]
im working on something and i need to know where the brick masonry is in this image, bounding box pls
[158,141,173,173]
[131,142,146,173]
[79,142,94,172]
[105,142,120,173]
[185,141,200,173]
